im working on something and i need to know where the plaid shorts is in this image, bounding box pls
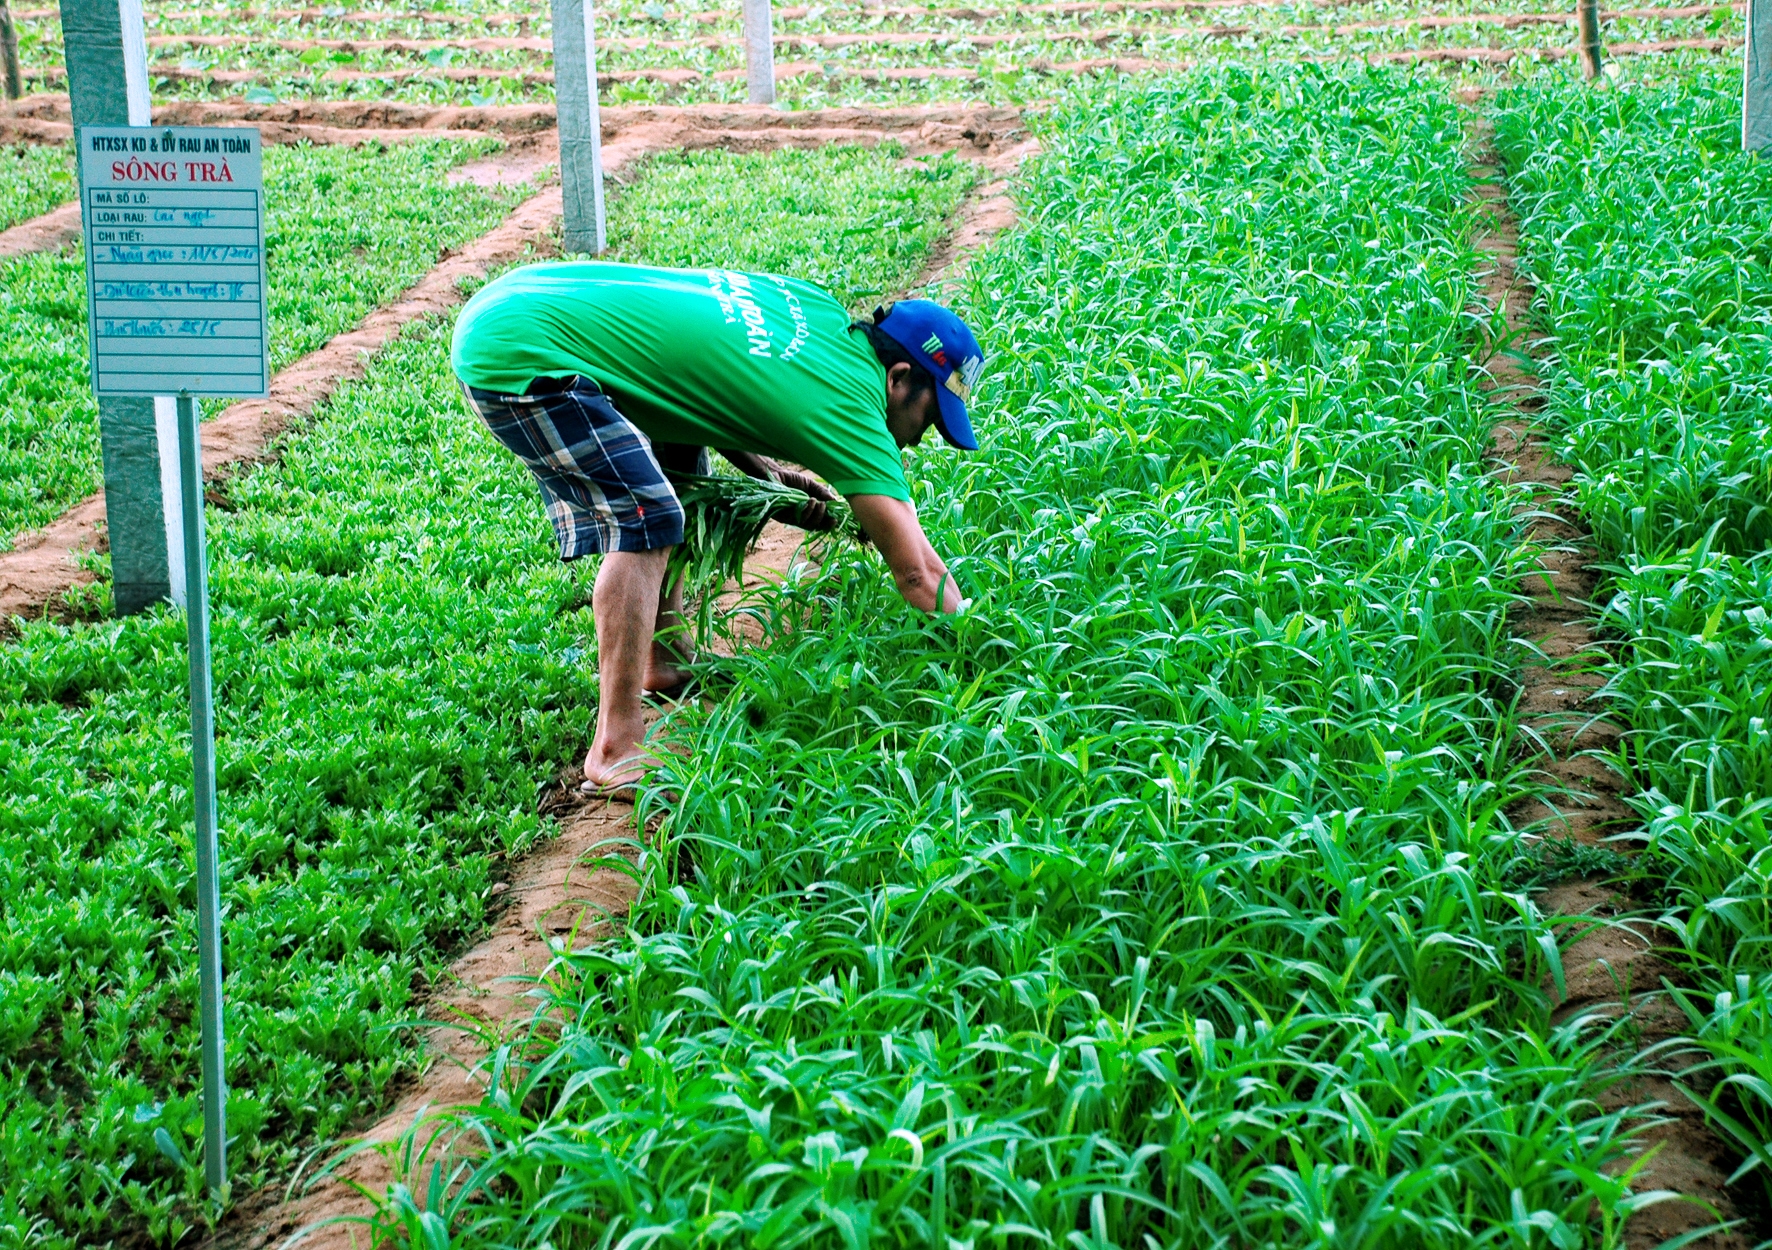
[460,375,707,559]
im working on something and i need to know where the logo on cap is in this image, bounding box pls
[921,332,981,401]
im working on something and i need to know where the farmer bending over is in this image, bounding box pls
[450,262,985,797]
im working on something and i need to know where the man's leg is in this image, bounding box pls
[649,569,691,690]
[646,441,704,690]
[586,546,672,787]
[457,376,689,788]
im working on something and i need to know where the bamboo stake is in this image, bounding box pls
[0,0,21,100]
[1576,0,1604,79]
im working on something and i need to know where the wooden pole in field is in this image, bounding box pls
[0,0,23,100]
[60,0,184,614]
[552,0,606,253]
[1575,0,1604,80]
[743,0,775,105]
[1749,0,1772,150]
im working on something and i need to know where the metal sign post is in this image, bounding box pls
[77,123,269,1198]
[1575,0,1603,80]
[176,389,227,1195]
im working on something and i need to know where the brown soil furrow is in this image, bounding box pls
[1347,32,1738,59]
[0,95,1018,146]
[0,200,82,258]
[216,120,1031,1250]
[128,6,1742,54]
[1465,116,1750,1250]
[22,58,1144,86]
[908,137,1037,290]
[2,91,560,141]
[140,28,1133,50]
[1,101,1023,622]
[0,120,506,193]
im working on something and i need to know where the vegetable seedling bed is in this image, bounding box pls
[5,0,1747,107]
[0,137,976,1250]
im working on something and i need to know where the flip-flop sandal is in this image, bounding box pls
[579,777,641,803]
[642,676,696,706]
[578,777,682,805]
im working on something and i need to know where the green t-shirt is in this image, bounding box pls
[451,262,908,500]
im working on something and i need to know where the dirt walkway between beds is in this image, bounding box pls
[193,118,1035,1250]
[1464,108,1754,1250]
[0,103,1024,633]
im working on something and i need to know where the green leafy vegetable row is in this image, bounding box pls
[1493,65,1772,1207]
[369,68,1664,1248]
[0,143,968,1249]
[0,142,76,234]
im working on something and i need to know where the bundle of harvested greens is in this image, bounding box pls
[666,472,861,594]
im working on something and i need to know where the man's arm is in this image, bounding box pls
[847,494,961,614]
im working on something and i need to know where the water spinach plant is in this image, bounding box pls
[0,140,75,232]
[366,68,1668,1248]
[1494,65,1772,1205]
[0,144,965,1249]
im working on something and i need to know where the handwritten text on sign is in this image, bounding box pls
[78,125,269,398]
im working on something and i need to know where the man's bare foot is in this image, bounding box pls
[641,661,691,694]
[581,746,657,792]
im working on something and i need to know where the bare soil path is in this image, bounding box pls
[0,122,540,261]
[0,199,82,258]
[1464,109,1753,1250]
[0,103,1024,632]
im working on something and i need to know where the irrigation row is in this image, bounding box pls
[8,0,1748,24]
[1463,109,1748,1247]
[9,0,1335,24]
[0,95,1023,145]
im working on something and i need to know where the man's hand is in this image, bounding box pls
[719,449,837,532]
[846,494,961,613]
[772,467,836,531]
[771,465,835,503]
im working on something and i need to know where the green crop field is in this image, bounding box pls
[0,142,76,232]
[8,0,1772,1243]
[1494,66,1772,1204]
[355,65,1656,1246]
[5,0,1749,108]
[0,142,972,1250]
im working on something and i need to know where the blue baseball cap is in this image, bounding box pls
[875,300,985,451]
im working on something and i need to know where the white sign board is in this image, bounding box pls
[77,126,269,398]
